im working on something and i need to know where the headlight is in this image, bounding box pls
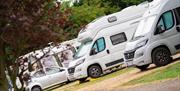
[75,58,85,66]
[135,39,148,49]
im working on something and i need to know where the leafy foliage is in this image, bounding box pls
[0,0,72,90]
[68,0,146,34]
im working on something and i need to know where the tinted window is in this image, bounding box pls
[110,32,127,45]
[176,7,180,16]
[92,38,106,53]
[163,11,174,30]
[156,11,174,31]
[97,38,105,51]
[175,7,180,25]
[157,18,165,30]
[92,43,98,53]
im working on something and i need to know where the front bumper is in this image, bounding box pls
[124,46,151,66]
[67,65,87,81]
[124,49,136,66]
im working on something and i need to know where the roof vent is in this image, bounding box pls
[108,16,117,23]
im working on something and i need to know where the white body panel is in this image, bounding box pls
[26,67,67,91]
[124,0,180,66]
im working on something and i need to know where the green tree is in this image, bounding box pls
[66,0,146,35]
[0,0,72,90]
[63,0,119,35]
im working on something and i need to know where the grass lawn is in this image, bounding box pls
[123,61,180,86]
[51,67,134,91]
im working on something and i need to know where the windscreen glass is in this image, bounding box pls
[133,15,156,40]
[74,41,92,59]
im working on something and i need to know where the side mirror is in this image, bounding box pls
[90,48,97,56]
[177,26,180,32]
[156,25,165,34]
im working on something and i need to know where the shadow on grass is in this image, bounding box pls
[45,81,75,91]
[134,56,180,74]
[78,66,127,84]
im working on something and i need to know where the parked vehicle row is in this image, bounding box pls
[25,0,180,91]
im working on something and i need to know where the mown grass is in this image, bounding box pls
[123,61,180,86]
[52,67,135,91]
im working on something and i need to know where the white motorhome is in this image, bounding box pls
[124,0,180,71]
[67,2,149,81]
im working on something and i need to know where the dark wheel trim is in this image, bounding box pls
[32,86,42,91]
[136,64,150,71]
[88,65,102,78]
[152,47,171,67]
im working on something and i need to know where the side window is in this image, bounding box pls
[157,18,165,30]
[46,67,60,75]
[92,43,98,53]
[92,37,106,54]
[110,32,127,45]
[176,7,180,17]
[163,11,174,30]
[97,38,105,51]
[33,70,46,78]
[174,7,180,25]
[156,11,174,32]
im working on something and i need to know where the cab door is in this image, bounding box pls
[88,37,112,70]
[45,67,67,86]
[154,9,180,54]
[32,70,48,88]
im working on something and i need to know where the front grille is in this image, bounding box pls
[68,67,75,74]
[124,50,135,60]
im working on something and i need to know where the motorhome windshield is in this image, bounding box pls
[132,15,156,40]
[74,41,92,59]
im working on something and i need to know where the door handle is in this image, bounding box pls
[106,49,110,54]
[177,26,180,32]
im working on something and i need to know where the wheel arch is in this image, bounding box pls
[151,45,171,62]
[31,85,42,91]
[87,63,103,77]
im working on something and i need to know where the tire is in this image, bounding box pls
[136,64,149,71]
[88,65,102,78]
[152,47,171,67]
[32,86,42,91]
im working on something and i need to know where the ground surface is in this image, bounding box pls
[113,78,180,91]
[53,54,180,91]
[76,61,179,91]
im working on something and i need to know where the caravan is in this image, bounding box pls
[124,0,180,70]
[67,2,149,81]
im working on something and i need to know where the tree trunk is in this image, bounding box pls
[0,55,8,91]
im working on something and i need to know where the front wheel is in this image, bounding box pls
[32,86,42,91]
[136,64,149,71]
[88,65,102,78]
[152,47,172,67]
